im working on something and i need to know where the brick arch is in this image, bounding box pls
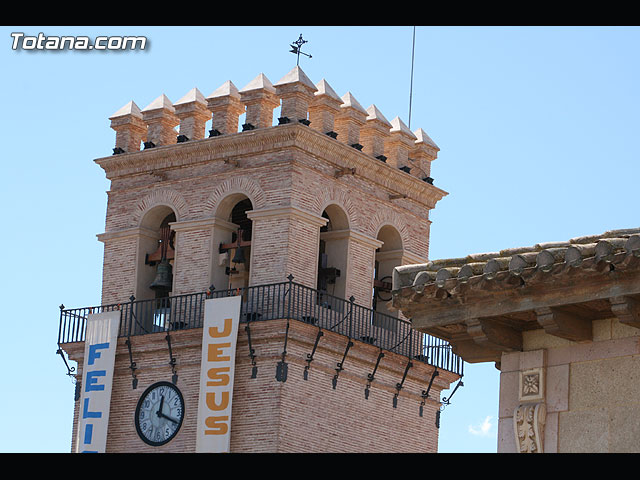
[311,185,361,231]
[131,188,190,227]
[204,176,267,218]
[368,210,410,249]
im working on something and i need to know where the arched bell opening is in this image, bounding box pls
[212,194,253,292]
[138,207,177,301]
[136,206,177,333]
[317,204,349,310]
[372,225,403,330]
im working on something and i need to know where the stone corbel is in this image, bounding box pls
[609,296,640,329]
[514,402,546,453]
[535,306,592,342]
[465,317,522,352]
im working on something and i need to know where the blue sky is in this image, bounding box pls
[1,25,638,453]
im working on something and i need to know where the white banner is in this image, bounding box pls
[195,295,242,453]
[75,310,120,453]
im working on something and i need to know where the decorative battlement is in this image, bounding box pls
[108,66,440,184]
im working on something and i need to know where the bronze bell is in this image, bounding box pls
[150,259,173,294]
[232,247,245,264]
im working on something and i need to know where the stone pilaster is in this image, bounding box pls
[246,206,327,289]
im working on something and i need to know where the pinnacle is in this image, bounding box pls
[142,94,175,112]
[207,80,240,99]
[110,100,142,119]
[240,73,275,93]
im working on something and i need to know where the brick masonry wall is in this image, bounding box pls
[98,125,435,308]
[64,318,456,453]
[83,122,450,453]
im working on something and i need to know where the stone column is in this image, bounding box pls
[246,206,327,288]
[109,101,146,154]
[168,218,214,296]
[97,227,159,305]
[345,230,383,309]
[174,88,210,141]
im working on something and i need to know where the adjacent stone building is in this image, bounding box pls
[393,227,640,452]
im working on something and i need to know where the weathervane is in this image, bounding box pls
[289,34,312,66]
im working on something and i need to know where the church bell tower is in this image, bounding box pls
[57,63,463,453]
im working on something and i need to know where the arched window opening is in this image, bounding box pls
[372,225,403,330]
[214,196,253,292]
[317,205,349,308]
[146,213,176,299]
[138,209,176,301]
[136,208,177,333]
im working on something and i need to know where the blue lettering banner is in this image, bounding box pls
[75,311,120,453]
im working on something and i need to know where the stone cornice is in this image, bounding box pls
[95,123,448,209]
[321,228,384,249]
[169,217,238,232]
[246,205,328,228]
[97,226,159,242]
[392,231,640,365]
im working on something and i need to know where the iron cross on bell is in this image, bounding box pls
[289,34,312,66]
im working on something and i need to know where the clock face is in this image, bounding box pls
[134,381,185,446]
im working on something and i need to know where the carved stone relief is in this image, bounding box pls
[518,367,544,403]
[514,402,546,453]
[514,367,546,453]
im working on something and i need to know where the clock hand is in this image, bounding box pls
[158,411,179,424]
[156,395,165,417]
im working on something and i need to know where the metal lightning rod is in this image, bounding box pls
[408,26,416,130]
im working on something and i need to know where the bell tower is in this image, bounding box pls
[57,65,463,453]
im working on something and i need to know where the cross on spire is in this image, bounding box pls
[289,34,312,66]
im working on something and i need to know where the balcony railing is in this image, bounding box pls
[58,278,464,376]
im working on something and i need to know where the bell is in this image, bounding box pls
[232,247,245,264]
[150,259,173,293]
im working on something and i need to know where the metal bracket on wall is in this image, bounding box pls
[275,319,291,382]
[56,338,80,401]
[437,378,464,428]
[419,368,439,417]
[364,350,385,399]
[245,323,258,378]
[165,332,178,384]
[125,336,138,389]
[303,328,324,380]
[332,339,354,389]
[56,345,75,379]
[441,378,463,407]
[392,358,413,408]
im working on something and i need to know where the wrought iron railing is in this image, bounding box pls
[58,277,464,376]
